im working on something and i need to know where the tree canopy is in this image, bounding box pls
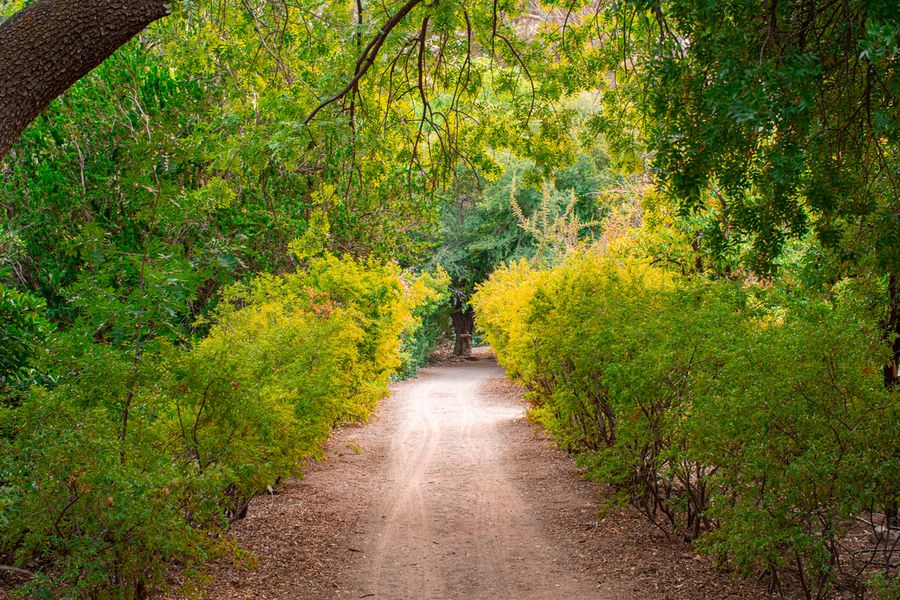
[0,0,897,596]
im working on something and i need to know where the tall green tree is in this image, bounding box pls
[434,150,611,354]
[611,0,899,382]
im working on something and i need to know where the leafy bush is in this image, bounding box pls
[397,268,451,379]
[474,252,900,597]
[0,254,437,598]
[0,272,51,398]
[0,339,209,598]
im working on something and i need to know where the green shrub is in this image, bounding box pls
[396,267,450,378]
[0,253,436,598]
[474,252,900,597]
[0,341,208,599]
[0,273,51,399]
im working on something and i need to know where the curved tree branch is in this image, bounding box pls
[0,565,34,577]
[303,0,424,125]
[0,0,170,158]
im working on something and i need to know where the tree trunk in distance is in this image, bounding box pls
[883,273,899,530]
[0,0,169,158]
[451,309,474,357]
[884,273,899,389]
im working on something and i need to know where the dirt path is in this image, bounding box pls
[199,352,776,600]
[343,357,602,600]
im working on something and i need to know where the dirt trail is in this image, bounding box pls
[346,357,602,600]
[200,352,775,600]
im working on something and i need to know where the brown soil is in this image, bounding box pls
[192,351,780,600]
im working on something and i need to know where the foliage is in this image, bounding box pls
[1,0,898,597]
[0,254,434,597]
[397,267,451,378]
[0,271,51,397]
[474,250,900,597]
[619,0,899,276]
[433,153,610,311]
[0,1,609,591]
[1,344,211,598]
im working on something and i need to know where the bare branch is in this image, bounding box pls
[0,565,34,577]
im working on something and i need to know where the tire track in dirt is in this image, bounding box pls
[192,350,778,600]
[345,358,602,600]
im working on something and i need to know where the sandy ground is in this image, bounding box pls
[339,357,602,600]
[195,352,779,600]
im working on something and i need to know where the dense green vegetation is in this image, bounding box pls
[1,0,897,597]
[476,247,898,598]
[1,253,444,596]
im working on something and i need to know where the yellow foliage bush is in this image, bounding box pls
[0,253,443,598]
[475,249,899,598]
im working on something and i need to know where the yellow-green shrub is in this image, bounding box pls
[0,340,209,599]
[471,259,546,385]
[0,253,437,598]
[164,300,362,518]
[475,252,899,598]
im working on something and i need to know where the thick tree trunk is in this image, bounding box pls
[451,309,474,357]
[0,0,169,158]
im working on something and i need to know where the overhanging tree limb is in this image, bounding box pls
[303,0,424,125]
[0,0,170,158]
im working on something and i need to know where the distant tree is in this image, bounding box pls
[434,154,607,355]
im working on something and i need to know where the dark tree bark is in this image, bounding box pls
[0,0,169,158]
[451,308,474,357]
[884,273,900,389]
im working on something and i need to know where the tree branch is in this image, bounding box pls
[0,0,169,157]
[303,0,424,125]
[0,565,34,577]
